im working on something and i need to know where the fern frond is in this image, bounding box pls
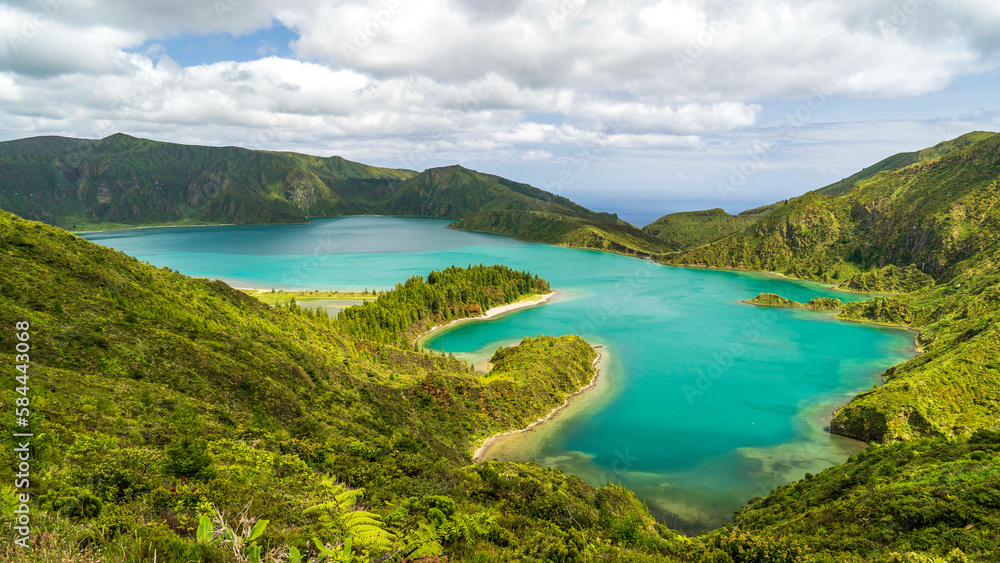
[335,487,366,511]
[401,522,443,559]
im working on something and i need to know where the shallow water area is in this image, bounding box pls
[83,216,916,533]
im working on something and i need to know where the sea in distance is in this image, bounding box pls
[82,216,917,533]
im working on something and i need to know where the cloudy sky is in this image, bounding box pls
[2,0,998,225]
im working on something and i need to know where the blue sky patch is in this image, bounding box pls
[135,21,299,67]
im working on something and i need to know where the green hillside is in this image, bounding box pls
[727,431,1000,562]
[0,134,662,256]
[660,132,1000,444]
[663,132,1000,283]
[831,238,1000,442]
[2,206,999,561]
[4,132,1000,561]
[372,165,666,255]
[814,131,995,197]
[0,208,685,561]
[647,131,995,259]
[642,208,769,251]
[371,165,593,218]
[0,133,416,229]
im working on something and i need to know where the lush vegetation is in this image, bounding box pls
[0,133,415,228]
[746,293,803,308]
[642,208,769,251]
[641,131,990,253]
[838,265,934,293]
[746,293,842,310]
[4,131,1000,561]
[336,265,549,347]
[0,134,662,256]
[814,131,996,197]
[831,239,1000,442]
[729,431,1000,562]
[661,132,1000,283]
[0,209,689,561]
[660,131,1000,444]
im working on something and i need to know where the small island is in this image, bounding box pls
[745,292,843,310]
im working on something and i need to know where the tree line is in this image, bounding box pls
[334,264,550,347]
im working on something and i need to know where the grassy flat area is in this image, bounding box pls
[240,288,382,306]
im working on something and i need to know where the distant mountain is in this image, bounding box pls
[0,133,415,228]
[369,164,666,255]
[0,133,664,255]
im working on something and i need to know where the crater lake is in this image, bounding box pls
[82,216,916,532]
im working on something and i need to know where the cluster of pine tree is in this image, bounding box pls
[335,264,550,346]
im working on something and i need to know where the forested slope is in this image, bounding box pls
[1,205,998,561]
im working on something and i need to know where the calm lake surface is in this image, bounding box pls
[83,216,916,533]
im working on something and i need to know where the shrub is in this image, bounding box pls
[164,435,217,481]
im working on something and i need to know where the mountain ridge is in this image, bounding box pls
[0,133,664,256]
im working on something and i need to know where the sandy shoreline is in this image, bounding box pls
[414,291,557,345]
[473,345,604,462]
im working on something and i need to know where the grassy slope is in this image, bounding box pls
[0,133,416,228]
[0,209,681,562]
[632,136,995,254]
[660,192,857,283]
[642,208,767,251]
[0,134,663,256]
[662,131,1000,283]
[814,131,995,197]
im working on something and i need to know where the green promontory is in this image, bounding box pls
[454,209,667,256]
[806,296,842,310]
[746,292,803,307]
[746,293,842,311]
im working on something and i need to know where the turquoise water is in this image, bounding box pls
[83,217,916,533]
